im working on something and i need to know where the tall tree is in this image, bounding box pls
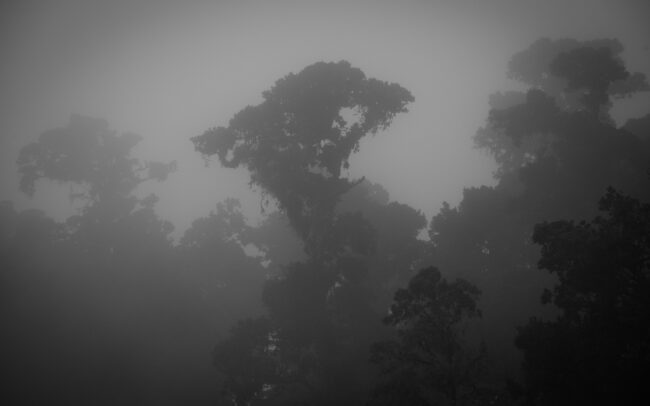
[5,116,238,404]
[194,61,418,404]
[430,38,650,378]
[193,60,413,247]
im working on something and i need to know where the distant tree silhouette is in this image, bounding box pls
[177,198,269,347]
[507,38,648,121]
[17,114,177,257]
[4,116,265,404]
[17,114,175,201]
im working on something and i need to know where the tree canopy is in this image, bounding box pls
[516,187,650,404]
[371,266,484,406]
[195,61,425,405]
[429,37,650,382]
[4,37,650,406]
[192,60,413,241]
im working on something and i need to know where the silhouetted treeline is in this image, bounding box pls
[2,38,649,405]
[1,116,296,404]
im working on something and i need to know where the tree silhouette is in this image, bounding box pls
[195,61,418,405]
[430,38,650,379]
[516,187,650,404]
[371,267,484,406]
[211,317,277,405]
[5,116,249,404]
[18,114,176,201]
[17,114,177,258]
[193,60,413,244]
[507,38,648,120]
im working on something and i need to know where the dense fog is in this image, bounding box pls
[1,1,649,405]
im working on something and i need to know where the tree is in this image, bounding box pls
[18,115,176,197]
[516,187,650,405]
[6,116,243,404]
[17,114,177,258]
[336,179,432,305]
[194,61,418,404]
[178,198,267,336]
[430,38,650,378]
[211,317,277,405]
[192,60,413,245]
[507,38,648,121]
[370,267,484,406]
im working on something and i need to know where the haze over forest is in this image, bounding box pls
[2,0,649,234]
[1,1,649,405]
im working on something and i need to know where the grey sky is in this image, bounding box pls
[2,0,649,237]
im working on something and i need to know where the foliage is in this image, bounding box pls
[17,114,176,200]
[7,37,649,406]
[430,38,650,378]
[371,267,484,405]
[193,60,413,241]
[3,117,264,404]
[507,38,648,118]
[516,188,650,404]
[212,317,277,406]
[196,61,421,405]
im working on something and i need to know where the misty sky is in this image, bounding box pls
[2,0,649,237]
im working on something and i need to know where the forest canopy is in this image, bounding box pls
[2,37,649,405]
